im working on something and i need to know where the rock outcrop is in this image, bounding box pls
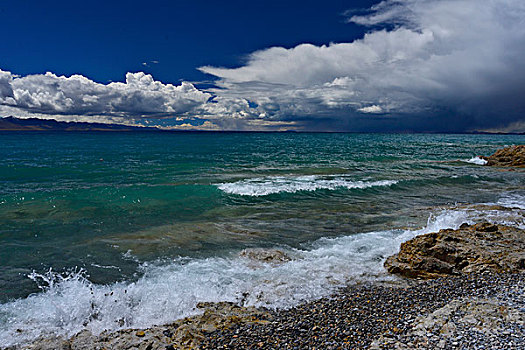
[483,145,525,167]
[384,222,525,279]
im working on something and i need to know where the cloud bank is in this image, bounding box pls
[200,0,525,131]
[1,0,525,131]
[0,70,211,125]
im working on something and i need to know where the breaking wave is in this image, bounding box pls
[216,175,398,196]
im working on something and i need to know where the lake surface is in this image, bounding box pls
[0,132,524,347]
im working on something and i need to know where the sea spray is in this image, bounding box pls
[465,156,488,165]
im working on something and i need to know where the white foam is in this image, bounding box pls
[465,156,488,165]
[216,175,398,196]
[0,205,522,348]
[497,193,525,210]
[90,263,121,270]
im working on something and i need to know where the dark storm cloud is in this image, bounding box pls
[200,0,525,131]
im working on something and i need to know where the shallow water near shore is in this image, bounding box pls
[0,132,524,347]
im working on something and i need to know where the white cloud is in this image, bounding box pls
[0,70,15,101]
[358,105,382,114]
[160,120,221,131]
[200,0,525,131]
[0,70,211,120]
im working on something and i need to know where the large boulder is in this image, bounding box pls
[385,222,525,279]
[483,145,525,167]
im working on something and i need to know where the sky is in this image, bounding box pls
[1,0,524,132]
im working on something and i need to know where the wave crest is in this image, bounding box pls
[216,175,398,196]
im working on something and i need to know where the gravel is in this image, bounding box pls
[201,272,524,349]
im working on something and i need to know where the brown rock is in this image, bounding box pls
[483,145,525,167]
[385,223,525,279]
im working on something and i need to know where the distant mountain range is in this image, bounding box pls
[1,116,522,134]
[0,117,158,131]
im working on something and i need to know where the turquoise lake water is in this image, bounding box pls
[0,132,524,346]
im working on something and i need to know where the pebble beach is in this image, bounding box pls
[203,272,524,350]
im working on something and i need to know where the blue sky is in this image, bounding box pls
[0,0,376,83]
[1,0,524,132]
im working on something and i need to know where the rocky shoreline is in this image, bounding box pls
[18,274,525,350]
[202,223,525,350]
[12,221,523,350]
